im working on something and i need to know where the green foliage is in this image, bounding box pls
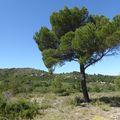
[0,97,39,120]
[60,31,75,53]
[113,15,120,27]
[34,6,120,72]
[72,79,81,92]
[88,83,101,92]
[88,82,115,93]
[34,27,59,51]
[114,76,120,90]
[10,79,33,95]
[91,96,120,108]
[0,69,53,95]
[50,6,88,37]
[0,68,118,96]
[51,76,64,93]
[34,6,120,101]
[50,76,72,96]
[42,49,60,69]
[73,23,96,53]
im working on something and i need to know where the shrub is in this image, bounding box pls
[88,83,101,92]
[74,79,81,92]
[50,76,65,94]
[34,87,50,93]
[91,98,104,106]
[10,79,33,95]
[88,82,115,92]
[73,96,84,106]
[66,96,84,106]
[0,97,39,120]
[114,76,120,90]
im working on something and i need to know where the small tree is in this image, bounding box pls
[34,7,120,102]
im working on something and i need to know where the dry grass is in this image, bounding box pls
[29,92,120,120]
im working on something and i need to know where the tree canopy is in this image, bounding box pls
[34,7,120,72]
[34,6,120,102]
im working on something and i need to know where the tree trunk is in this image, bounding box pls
[80,64,90,102]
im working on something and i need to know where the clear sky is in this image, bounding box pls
[0,0,120,75]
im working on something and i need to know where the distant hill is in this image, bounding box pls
[0,68,47,78]
[0,68,117,83]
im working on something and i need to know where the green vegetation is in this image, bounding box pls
[51,76,63,93]
[0,68,118,96]
[0,68,120,119]
[0,68,118,95]
[34,6,120,102]
[0,5,120,120]
[114,76,120,90]
[0,96,39,120]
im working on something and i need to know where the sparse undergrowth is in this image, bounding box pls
[32,92,120,120]
[0,69,120,119]
[0,96,39,120]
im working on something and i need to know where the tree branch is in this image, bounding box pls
[84,53,104,69]
[84,48,114,69]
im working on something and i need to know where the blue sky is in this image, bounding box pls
[0,0,120,75]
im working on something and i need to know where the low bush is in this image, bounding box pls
[114,76,120,90]
[88,83,101,92]
[51,76,65,93]
[65,96,84,106]
[73,96,84,106]
[34,87,50,93]
[88,82,115,93]
[0,97,39,120]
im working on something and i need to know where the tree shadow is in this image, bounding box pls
[93,96,120,107]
